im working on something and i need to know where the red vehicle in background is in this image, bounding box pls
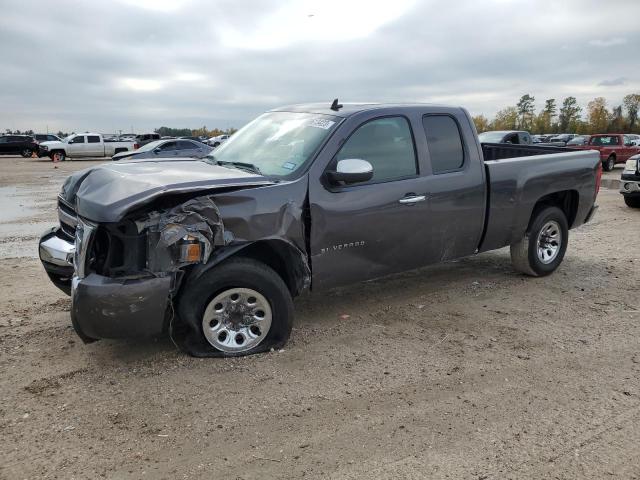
[570,134,640,171]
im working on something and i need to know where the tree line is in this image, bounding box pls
[3,126,238,138]
[472,93,640,135]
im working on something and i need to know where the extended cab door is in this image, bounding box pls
[308,109,485,290]
[86,135,103,157]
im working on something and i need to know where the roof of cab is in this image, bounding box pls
[271,102,461,118]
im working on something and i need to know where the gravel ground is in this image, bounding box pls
[0,156,638,479]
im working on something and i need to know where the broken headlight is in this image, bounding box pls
[135,196,223,273]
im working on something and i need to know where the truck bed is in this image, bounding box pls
[479,146,600,253]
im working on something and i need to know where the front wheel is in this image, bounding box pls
[177,257,293,357]
[603,155,615,172]
[49,151,66,162]
[510,206,569,277]
[624,196,640,208]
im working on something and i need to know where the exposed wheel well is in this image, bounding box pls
[224,240,310,297]
[530,190,579,228]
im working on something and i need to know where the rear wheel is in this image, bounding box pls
[177,257,293,357]
[21,148,33,158]
[510,206,568,277]
[624,196,640,208]
[603,155,615,172]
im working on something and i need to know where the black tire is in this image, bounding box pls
[21,148,33,158]
[510,206,569,277]
[603,155,615,172]
[624,196,640,208]
[176,257,293,357]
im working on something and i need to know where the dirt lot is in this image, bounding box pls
[0,156,638,479]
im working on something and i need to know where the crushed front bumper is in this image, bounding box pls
[39,227,75,294]
[39,226,172,342]
[71,274,171,341]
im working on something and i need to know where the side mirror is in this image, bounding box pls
[326,159,373,185]
[153,148,162,154]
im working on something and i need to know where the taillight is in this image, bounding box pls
[134,143,140,149]
[595,161,602,197]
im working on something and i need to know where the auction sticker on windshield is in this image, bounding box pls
[308,118,336,130]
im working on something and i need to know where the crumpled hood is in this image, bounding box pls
[61,159,274,223]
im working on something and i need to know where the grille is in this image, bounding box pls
[57,197,77,240]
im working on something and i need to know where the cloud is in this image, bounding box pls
[1,0,640,132]
[598,77,627,87]
[588,37,627,47]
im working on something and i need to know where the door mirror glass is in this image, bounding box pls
[327,159,374,185]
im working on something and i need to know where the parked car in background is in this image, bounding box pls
[627,134,640,146]
[38,133,138,161]
[112,138,213,161]
[39,102,600,357]
[0,135,39,157]
[620,154,640,208]
[34,134,63,142]
[548,134,577,146]
[566,135,590,146]
[207,134,230,147]
[177,136,207,144]
[135,133,161,146]
[569,134,640,171]
[478,130,533,145]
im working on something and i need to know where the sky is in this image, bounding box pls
[1,0,639,133]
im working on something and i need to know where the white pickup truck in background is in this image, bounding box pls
[38,133,138,161]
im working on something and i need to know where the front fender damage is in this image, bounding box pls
[122,194,310,356]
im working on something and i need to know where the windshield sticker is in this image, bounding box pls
[308,118,336,130]
[282,162,297,170]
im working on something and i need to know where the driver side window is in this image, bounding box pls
[335,117,417,184]
[159,141,176,151]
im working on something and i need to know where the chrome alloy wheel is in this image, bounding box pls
[536,220,562,264]
[202,288,272,353]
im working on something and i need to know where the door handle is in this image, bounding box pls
[398,195,427,205]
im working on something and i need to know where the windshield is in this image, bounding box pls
[136,140,165,152]
[63,135,75,142]
[590,135,619,146]
[478,131,507,143]
[204,112,340,177]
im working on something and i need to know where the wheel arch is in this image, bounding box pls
[529,189,579,229]
[182,239,310,298]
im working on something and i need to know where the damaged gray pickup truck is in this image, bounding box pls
[39,102,601,357]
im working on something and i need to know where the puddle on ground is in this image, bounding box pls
[0,185,60,259]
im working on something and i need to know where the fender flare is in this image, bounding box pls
[179,238,311,298]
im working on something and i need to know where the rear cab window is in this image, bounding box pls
[422,115,465,174]
[591,136,619,146]
[87,135,101,143]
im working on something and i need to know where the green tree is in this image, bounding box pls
[516,94,535,130]
[608,105,625,132]
[558,97,582,132]
[623,93,640,132]
[491,107,518,130]
[587,97,609,133]
[472,114,490,133]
